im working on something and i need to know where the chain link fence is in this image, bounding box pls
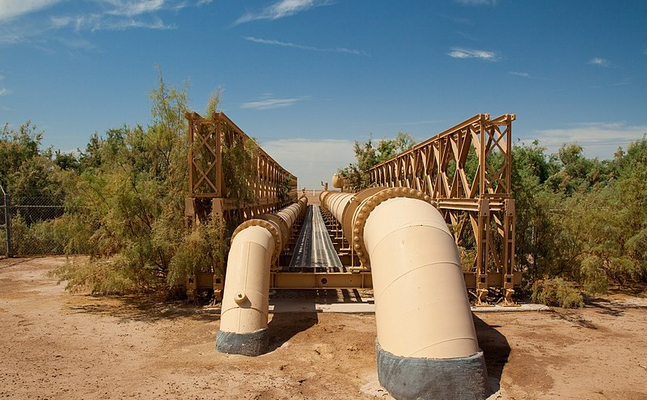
[1,187,67,257]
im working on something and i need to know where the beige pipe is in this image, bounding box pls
[321,187,488,400]
[364,197,479,358]
[218,225,275,335]
[216,198,307,356]
[327,192,353,223]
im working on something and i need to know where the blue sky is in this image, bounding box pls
[1,0,646,189]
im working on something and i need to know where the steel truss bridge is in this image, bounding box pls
[369,113,520,302]
[184,112,520,302]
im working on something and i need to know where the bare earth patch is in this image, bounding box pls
[1,257,646,400]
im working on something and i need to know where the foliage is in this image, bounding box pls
[513,136,647,298]
[49,75,263,295]
[57,73,191,294]
[205,87,223,118]
[222,135,259,207]
[278,177,295,205]
[0,121,69,202]
[531,277,584,308]
[9,213,90,255]
[337,131,416,191]
[167,209,228,286]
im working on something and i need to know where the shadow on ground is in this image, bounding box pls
[474,315,511,394]
[66,293,221,323]
[267,312,319,352]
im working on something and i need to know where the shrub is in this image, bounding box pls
[531,277,584,308]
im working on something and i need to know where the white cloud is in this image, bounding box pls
[1,0,208,43]
[108,0,165,17]
[0,0,63,22]
[244,36,368,56]
[531,122,647,159]
[260,138,356,189]
[242,97,301,110]
[589,57,610,67]
[508,71,553,81]
[0,75,10,95]
[448,47,498,61]
[51,12,173,32]
[235,0,330,24]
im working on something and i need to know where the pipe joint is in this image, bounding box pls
[352,187,430,269]
[231,219,283,264]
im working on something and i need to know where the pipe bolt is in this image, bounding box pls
[234,291,248,305]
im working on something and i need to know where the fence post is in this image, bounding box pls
[3,191,12,258]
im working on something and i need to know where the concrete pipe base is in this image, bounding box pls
[216,328,269,356]
[376,341,489,400]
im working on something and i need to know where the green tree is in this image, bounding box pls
[58,74,192,293]
[338,131,416,191]
[511,141,560,282]
[56,77,262,295]
[0,121,71,205]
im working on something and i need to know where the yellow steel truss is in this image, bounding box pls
[369,113,519,303]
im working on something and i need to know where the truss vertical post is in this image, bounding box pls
[187,114,195,198]
[214,114,224,198]
[478,114,487,197]
[3,190,12,258]
[503,198,516,305]
[476,197,489,304]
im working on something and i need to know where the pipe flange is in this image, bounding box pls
[353,187,431,268]
[259,213,289,252]
[231,219,283,263]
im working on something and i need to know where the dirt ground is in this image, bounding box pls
[1,257,647,400]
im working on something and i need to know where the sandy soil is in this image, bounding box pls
[1,257,646,400]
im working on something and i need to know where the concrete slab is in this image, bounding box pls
[268,297,550,314]
[270,298,375,313]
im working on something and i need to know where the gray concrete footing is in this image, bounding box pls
[376,341,489,400]
[216,328,269,356]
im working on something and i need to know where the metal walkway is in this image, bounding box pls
[288,205,343,272]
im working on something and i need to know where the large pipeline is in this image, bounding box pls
[320,187,488,400]
[216,187,487,399]
[216,196,308,356]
